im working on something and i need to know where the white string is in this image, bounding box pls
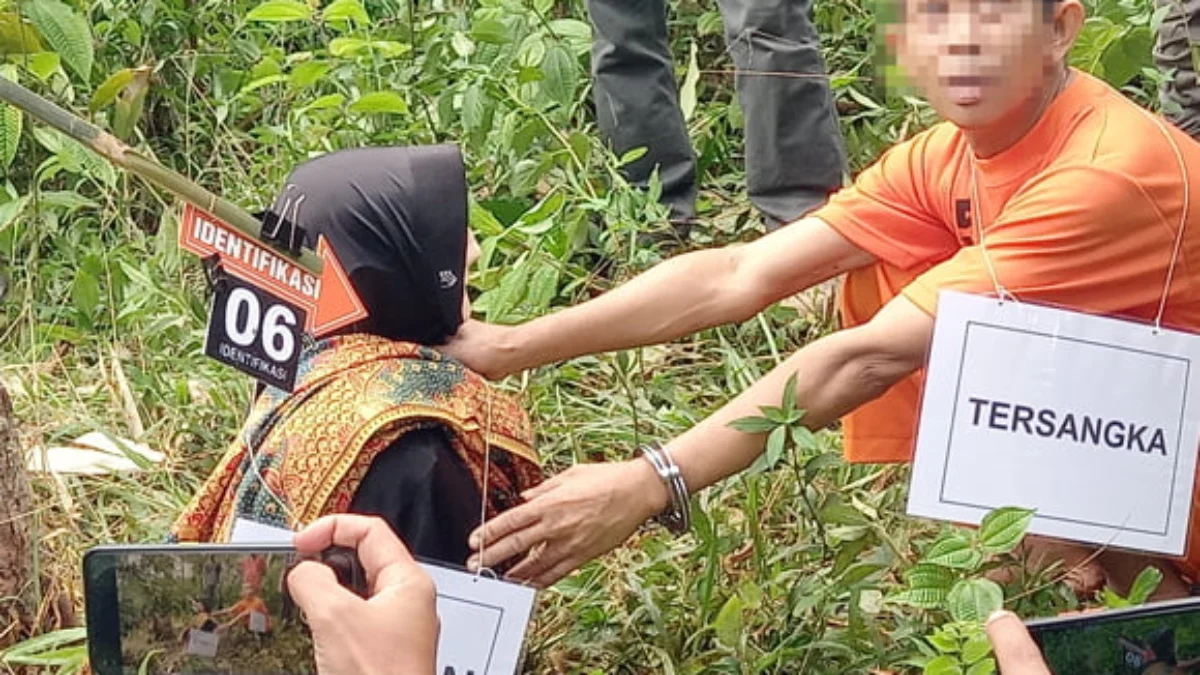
[968,156,1017,304]
[1137,106,1191,333]
[474,389,494,580]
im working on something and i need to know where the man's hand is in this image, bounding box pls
[287,515,439,675]
[986,610,1051,674]
[466,460,667,588]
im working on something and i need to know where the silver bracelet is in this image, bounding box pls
[640,444,691,536]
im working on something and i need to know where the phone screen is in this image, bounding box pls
[1028,598,1200,674]
[84,545,314,675]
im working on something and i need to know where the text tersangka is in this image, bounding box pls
[965,397,1168,456]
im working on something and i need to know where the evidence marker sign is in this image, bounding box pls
[908,291,1200,556]
[203,274,305,392]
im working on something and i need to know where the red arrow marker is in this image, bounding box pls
[310,236,367,337]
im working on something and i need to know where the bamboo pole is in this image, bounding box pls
[0,76,323,275]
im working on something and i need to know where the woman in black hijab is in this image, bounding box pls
[171,145,543,567]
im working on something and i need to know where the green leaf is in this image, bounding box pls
[328,37,369,57]
[26,52,59,81]
[966,658,996,675]
[462,83,488,134]
[349,91,408,115]
[322,0,369,26]
[546,18,592,55]
[112,67,151,140]
[780,372,799,413]
[680,40,700,122]
[764,425,787,468]
[728,416,778,434]
[890,587,950,609]
[25,0,93,81]
[471,18,511,45]
[947,579,1004,623]
[247,0,312,22]
[839,562,884,585]
[0,13,45,54]
[961,630,993,664]
[540,45,576,108]
[90,68,134,112]
[71,268,100,316]
[1127,566,1164,605]
[978,507,1035,555]
[525,264,558,310]
[0,101,20,171]
[819,501,869,527]
[618,146,647,167]
[712,593,743,649]
[926,534,983,570]
[289,61,330,90]
[923,655,963,675]
[927,630,958,654]
[516,190,564,233]
[904,563,956,591]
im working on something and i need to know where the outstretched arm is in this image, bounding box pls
[444,217,875,379]
[466,294,933,586]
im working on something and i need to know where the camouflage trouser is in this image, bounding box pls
[1156,0,1200,141]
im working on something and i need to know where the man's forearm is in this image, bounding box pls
[495,218,874,374]
[665,328,919,495]
[499,247,765,373]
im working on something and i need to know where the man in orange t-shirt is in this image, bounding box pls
[442,0,1200,593]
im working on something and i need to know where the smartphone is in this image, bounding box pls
[1026,596,1200,674]
[83,544,312,675]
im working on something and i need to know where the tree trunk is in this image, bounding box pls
[0,381,34,648]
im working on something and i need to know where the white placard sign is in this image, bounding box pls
[186,629,220,658]
[230,518,536,674]
[908,292,1200,555]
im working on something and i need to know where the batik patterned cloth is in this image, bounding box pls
[169,333,541,543]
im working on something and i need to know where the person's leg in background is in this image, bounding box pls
[717,0,848,230]
[588,0,699,232]
[1155,0,1200,141]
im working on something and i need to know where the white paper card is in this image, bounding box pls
[908,291,1200,555]
[186,629,220,658]
[248,611,268,634]
[230,518,536,674]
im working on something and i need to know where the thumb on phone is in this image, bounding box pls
[287,559,354,620]
[986,610,1051,675]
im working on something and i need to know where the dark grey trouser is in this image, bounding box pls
[588,0,847,228]
[1156,0,1200,141]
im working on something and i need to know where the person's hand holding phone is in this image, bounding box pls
[987,610,1052,674]
[286,515,439,675]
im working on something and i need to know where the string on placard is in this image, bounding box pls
[1136,106,1191,334]
[473,390,498,581]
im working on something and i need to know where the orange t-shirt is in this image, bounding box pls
[814,69,1200,464]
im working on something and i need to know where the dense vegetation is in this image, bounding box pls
[0,0,1170,671]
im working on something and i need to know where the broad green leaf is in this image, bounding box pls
[712,593,743,649]
[462,83,488,133]
[966,658,996,675]
[680,40,700,122]
[0,101,20,171]
[892,586,950,610]
[540,45,576,108]
[781,372,799,414]
[328,37,369,57]
[516,191,564,234]
[25,0,93,81]
[525,265,558,310]
[300,93,344,113]
[369,40,410,58]
[618,146,647,167]
[791,423,817,450]
[819,501,869,527]
[0,195,29,231]
[962,631,993,664]
[0,12,44,54]
[923,655,963,675]
[904,563,956,591]
[926,534,983,570]
[546,18,592,55]
[469,201,504,237]
[451,32,475,58]
[236,74,287,98]
[728,416,777,434]
[839,562,884,585]
[349,91,408,115]
[947,579,1004,623]
[471,18,511,45]
[1127,565,1164,604]
[71,268,100,316]
[289,61,330,90]
[1102,586,1131,609]
[567,130,590,165]
[246,0,312,22]
[322,0,369,26]
[927,630,958,654]
[90,68,134,112]
[803,451,840,476]
[27,51,59,81]
[978,507,1034,555]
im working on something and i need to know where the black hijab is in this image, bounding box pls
[268,145,469,346]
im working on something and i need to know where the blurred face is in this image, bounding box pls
[461,229,481,321]
[893,0,1080,138]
